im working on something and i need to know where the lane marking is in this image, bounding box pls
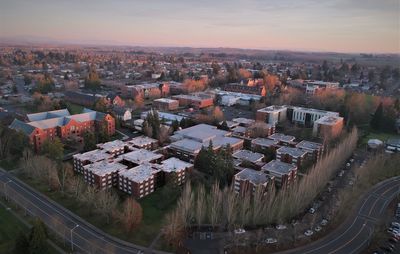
[327,223,367,254]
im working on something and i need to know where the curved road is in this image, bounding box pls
[1,167,399,254]
[277,176,400,254]
[0,168,170,254]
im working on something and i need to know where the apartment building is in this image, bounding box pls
[276,146,307,168]
[97,139,130,156]
[234,168,274,195]
[83,161,127,189]
[262,160,297,188]
[72,149,113,173]
[172,93,214,109]
[268,133,296,146]
[256,105,287,125]
[296,140,324,161]
[313,115,344,139]
[155,157,193,186]
[233,149,265,169]
[251,137,280,153]
[224,83,266,96]
[128,136,159,150]
[10,108,115,152]
[118,163,159,198]
[153,98,179,111]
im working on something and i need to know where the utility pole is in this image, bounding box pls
[70,224,79,252]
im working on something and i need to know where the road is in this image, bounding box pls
[0,168,170,254]
[277,176,400,254]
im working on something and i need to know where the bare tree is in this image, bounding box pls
[116,197,143,232]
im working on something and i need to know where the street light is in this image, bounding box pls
[70,224,79,252]
[3,179,12,201]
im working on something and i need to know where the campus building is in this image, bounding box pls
[168,124,244,163]
[10,108,115,152]
[296,140,324,161]
[172,93,214,109]
[153,98,179,111]
[312,115,344,139]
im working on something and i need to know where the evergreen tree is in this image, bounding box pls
[83,131,96,151]
[29,219,48,254]
[14,231,30,254]
[220,120,229,131]
[370,102,383,130]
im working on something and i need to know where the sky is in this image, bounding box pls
[0,0,399,53]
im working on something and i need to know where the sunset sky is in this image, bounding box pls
[1,0,399,53]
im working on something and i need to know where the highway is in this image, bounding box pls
[0,168,171,254]
[277,176,400,254]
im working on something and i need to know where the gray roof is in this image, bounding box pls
[387,138,400,148]
[235,168,272,185]
[27,109,71,122]
[9,119,36,135]
[296,140,323,151]
[233,150,264,163]
[262,160,297,175]
[269,133,296,143]
[277,146,307,158]
[252,137,279,147]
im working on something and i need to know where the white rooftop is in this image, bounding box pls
[157,157,193,173]
[84,161,127,177]
[128,136,158,148]
[123,149,163,164]
[73,149,112,163]
[119,163,160,183]
[97,140,128,153]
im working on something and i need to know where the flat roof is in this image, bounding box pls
[156,157,193,173]
[119,163,159,183]
[128,136,158,147]
[296,140,323,151]
[314,115,343,125]
[289,106,339,115]
[73,149,112,163]
[170,139,203,154]
[257,105,287,113]
[233,150,264,163]
[277,146,307,158]
[387,138,400,147]
[83,161,127,177]
[123,149,163,164]
[174,124,229,142]
[154,98,179,104]
[269,133,296,143]
[97,140,127,153]
[235,168,272,185]
[252,137,279,147]
[262,160,297,175]
[232,117,255,126]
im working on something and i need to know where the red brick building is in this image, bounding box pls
[10,108,115,152]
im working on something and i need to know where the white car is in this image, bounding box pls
[338,170,344,177]
[304,230,314,237]
[234,228,246,234]
[265,238,278,244]
[348,180,354,186]
[320,219,328,226]
[309,208,316,214]
[314,226,322,232]
[276,224,287,230]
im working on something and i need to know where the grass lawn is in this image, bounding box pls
[0,205,28,253]
[20,176,178,248]
[66,102,84,114]
[360,130,399,146]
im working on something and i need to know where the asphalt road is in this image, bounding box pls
[0,168,170,254]
[276,176,400,254]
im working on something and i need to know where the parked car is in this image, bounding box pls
[309,208,316,214]
[234,228,246,234]
[276,224,287,230]
[304,230,314,237]
[264,238,278,244]
[314,226,322,232]
[320,219,329,226]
